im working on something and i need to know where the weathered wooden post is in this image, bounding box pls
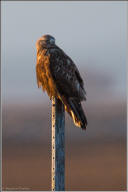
[51,97,65,191]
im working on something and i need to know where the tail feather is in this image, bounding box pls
[60,96,87,130]
[69,99,87,130]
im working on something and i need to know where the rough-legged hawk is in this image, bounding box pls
[36,34,87,130]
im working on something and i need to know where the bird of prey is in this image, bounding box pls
[36,34,87,130]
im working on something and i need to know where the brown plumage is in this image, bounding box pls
[36,34,87,130]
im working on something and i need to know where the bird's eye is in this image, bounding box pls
[40,40,46,45]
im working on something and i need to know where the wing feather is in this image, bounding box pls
[49,46,86,100]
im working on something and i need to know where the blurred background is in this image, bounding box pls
[2,1,127,191]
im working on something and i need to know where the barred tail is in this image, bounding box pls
[60,96,87,130]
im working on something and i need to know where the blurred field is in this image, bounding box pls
[2,100,126,191]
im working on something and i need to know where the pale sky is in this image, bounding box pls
[1,1,127,104]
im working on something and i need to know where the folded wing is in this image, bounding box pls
[49,46,87,129]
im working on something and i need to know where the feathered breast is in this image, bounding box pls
[36,50,59,99]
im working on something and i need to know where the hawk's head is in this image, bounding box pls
[36,34,55,51]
